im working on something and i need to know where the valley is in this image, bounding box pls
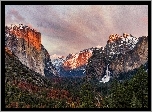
[4,24,149,108]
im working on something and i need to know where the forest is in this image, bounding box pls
[5,50,149,108]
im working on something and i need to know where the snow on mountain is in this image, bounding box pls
[86,34,148,82]
[52,57,65,72]
[105,33,139,58]
[121,34,139,49]
[51,48,94,77]
[51,33,139,78]
[63,49,93,70]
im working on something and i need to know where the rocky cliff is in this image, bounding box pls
[52,48,93,77]
[63,49,92,70]
[41,45,59,77]
[85,33,148,80]
[110,36,148,75]
[5,46,52,88]
[5,24,57,77]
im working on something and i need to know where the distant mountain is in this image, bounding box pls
[52,57,65,72]
[41,45,60,77]
[52,48,94,77]
[51,33,147,78]
[85,33,148,81]
[63,49,92,70]
[5,24,58,77]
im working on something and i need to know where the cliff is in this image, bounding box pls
[5,24,41,51]
[51,49,93,77]
[63,49,92,70]
[85,34,148,80]
[110,36,148,75]
[41,45,59,77]
[5,24,57,76]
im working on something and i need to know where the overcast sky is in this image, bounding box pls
[5,5,148,59]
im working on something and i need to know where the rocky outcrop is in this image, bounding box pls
[5,25,44,76]
[52,48,93,77]
[110,36,148,75]
[5,48,52,87]
[41,45,59,77]
[5,24,58,77]
[63,49,92,70]
[85,34,148,80]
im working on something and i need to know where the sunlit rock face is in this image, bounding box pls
[63,49,92,70]
[86,33,148,80]
[107,33,134,43]
[5,25,47,76]
[51,49,94,77]
[5,24,41,51]
[5,24,59,77]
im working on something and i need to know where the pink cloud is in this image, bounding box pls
[140,16,148,25]
[5,9,25,25]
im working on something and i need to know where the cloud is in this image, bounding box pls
[5,9,25,25]
[5,5,148,57]
[140,16,148,25]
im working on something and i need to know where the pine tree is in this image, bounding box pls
[130,92,142,108]
[79,82,95,108]
[130,65,148,108]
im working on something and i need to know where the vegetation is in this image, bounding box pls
[5,50,149,108]
[103,65,148,108]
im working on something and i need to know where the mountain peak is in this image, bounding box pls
[107,33,131,43]
[5,24,41,51]
[5,24,59,77]
[63,49,92,70]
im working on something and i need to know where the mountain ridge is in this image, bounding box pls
[5,24,58,77]
[86,35,148,81]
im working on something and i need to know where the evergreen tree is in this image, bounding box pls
[130,92,142,108]
[79,82,95,108]
[130,65,148,108]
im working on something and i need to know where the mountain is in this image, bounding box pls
[85,33,148,81]
[5,47,52,88]
[109,36,148,75]
[5,24,58,77]
[4,30,149,108]
[41,45,59,77]
[5,47,72,108]
[52,48,93,77]
[105,33,139,61]
[63,49,92,70]
[52,57,65,73]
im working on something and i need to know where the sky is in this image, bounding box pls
[5,5,148,60]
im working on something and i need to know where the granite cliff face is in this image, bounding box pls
[5,24,57,77]
[5,47,52,88]
[41,45,59,77]
[109,36,148,75]
[52,48,93,77]
[85,33,148,80]
[63,49,92,70]
[5,25,148,79]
